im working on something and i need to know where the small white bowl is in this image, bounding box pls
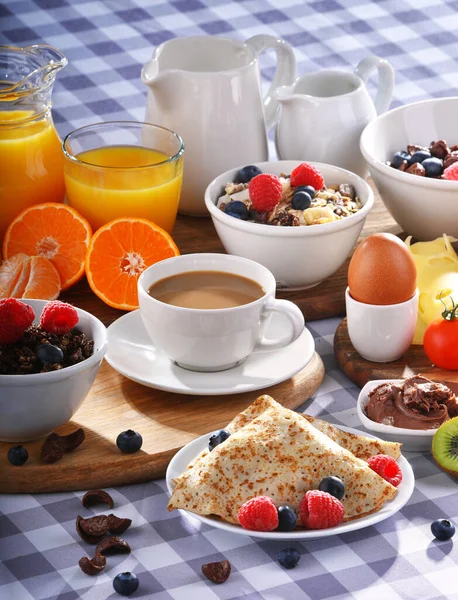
[0,299,107,442]
[360,98,458,241]
[205,160,374,290]
[357,379,435,452]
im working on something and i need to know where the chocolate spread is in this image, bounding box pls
[366,376,458,430]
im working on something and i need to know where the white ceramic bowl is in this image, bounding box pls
[357,379,435,452]
[0,300,107,442]
[205,161,374,290]
[360,98,458,241]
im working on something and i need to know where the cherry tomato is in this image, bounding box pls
[424,318,458,370]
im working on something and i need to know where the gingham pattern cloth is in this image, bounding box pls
[2,1,458,599]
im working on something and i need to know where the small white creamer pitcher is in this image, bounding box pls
[142,35,296,215]
[274,56,394,178]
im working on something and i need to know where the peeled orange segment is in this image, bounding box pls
[0,253,61,300]
[3,203,92,290]
[85,217,180,311]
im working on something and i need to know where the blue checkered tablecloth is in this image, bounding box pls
[2,1,458,599]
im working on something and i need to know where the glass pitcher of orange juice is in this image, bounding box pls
[0,45,67,245]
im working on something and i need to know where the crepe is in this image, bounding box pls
[227,395,401,460]
[168,397,398,524]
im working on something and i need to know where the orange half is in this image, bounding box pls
[0,253,61,300]
[85,217,180,310]
[3,203,92,290]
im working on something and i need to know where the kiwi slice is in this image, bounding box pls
[432,417,458,477]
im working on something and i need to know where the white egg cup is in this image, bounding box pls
[345,287,419,363]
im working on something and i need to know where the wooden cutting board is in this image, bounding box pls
[334,318,458,388]
[0,353,324,493]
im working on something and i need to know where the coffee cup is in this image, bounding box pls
[345,287,419,363]
[138,254,305,372]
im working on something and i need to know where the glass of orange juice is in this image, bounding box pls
[63,122,184,233]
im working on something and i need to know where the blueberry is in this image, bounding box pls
[235,165,262,184]
[409,150,431,165]
[392,151,410,168]
[431,519,456,541]
[423,157,443,178]
[318,476,345,500]
[113,572,139,596]
[116,430,143,454]
[292,191,312,210]
[224,200,249,220]
[277,548,301,569]
[277,505,298,531]
[208,429,230,451]
[7,445,28,466]
[37,343,64,364]
[295,185,316,199]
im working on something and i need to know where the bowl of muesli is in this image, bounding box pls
[0,299,107,442]
[205,161,374,289]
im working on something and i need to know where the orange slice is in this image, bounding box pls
[85,217,180,310]
[0,253,61,300]
[3,203,92,290]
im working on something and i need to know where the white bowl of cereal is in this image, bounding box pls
[360,98,458,241]
[0,299,107,442]
[204,161,374,289]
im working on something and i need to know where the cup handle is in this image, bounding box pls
[245,35,296,131]
[257,298,304,351]
[355,56,395,115]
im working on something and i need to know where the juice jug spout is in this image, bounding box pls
[0,44,67,112]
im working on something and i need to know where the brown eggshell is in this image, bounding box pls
[348,233,417,305]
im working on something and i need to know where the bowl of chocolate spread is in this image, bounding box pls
[357,375,458,451]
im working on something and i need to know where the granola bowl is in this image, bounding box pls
[0,300,107,442]
[360,98,458,241]
[205,161,374,290]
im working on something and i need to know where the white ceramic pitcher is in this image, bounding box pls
[142,35,296,215]
[274,56,394,178]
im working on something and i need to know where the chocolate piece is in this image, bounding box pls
[406,162,425,176]
[408,144,428,155]
[41,433,66,464]
[79,515,109,538]
[201,560,231,584]
[107,514,132,535]
[398,159,409,172]
[78,553,106,576]
[76,515,106,544]
[430,140,450,159]
[444,155,458,170]
[95,536,131,556]
[366,376,457,430]
[82,489,114,510]
[63,428,85,451]
[41,428,85,464]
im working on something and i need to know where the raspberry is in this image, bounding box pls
[443,162,458,181]
[40,301,79,335]
[237,496,279,531]
[0,298,35,345]
[248,174,283,212]
[367,454,403,487]
[290,162,325,191]
[299,490,344,529]
[0,298,35,344]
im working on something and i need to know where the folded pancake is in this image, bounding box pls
[169,400,397,524]
[185,395,401,472]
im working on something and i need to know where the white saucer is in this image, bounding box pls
[105,310,314,396]
[166,426,415,541]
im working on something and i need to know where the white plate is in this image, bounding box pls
[357,379,436,452]
[106,310,314,396]
[166,425,415,541]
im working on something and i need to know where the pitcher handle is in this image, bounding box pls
[355,56,395,115]
[245,35,296,130]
